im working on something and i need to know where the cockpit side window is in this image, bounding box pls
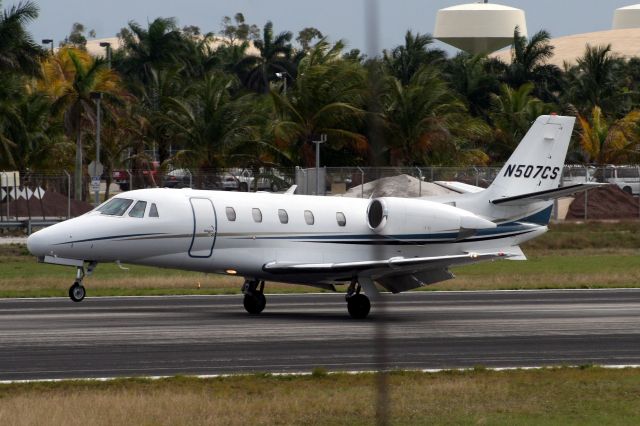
[149,203,159,218]
[128,201,147,218]
[97,198,133,216]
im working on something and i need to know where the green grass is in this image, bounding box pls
[1,367,639,425]
[1,221,639,298]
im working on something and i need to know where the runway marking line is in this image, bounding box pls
[3,364,640,385]
[2,287,640,302]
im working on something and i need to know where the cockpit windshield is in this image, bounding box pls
[97,198,134,216]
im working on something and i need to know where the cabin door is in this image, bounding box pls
[189,198,217,258]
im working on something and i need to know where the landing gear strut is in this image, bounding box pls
[242,279,266,314]
[346,278,371,319]
[68,262,96,303]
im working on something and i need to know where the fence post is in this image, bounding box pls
[63,170,71,219]
[357,166,364,198]
[127,170,133,191]
[415,167,423,197]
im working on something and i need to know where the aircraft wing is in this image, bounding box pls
[263,251,510,275]
[434,181,485,194]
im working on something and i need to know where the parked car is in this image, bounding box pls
[112,161,160,191]
[221,169,291,192]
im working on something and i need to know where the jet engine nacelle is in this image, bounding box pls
[366,197,496,237]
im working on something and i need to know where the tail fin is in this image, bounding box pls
[488,114,576,201]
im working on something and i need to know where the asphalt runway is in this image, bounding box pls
[2,289,640,381]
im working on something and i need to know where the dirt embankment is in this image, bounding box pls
[567,184,640,220]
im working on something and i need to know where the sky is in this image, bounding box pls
[16,0,640,55]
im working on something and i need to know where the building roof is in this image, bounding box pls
[491,28,640,67]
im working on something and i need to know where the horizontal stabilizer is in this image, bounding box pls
[491,183,604,206]
[434,181,485,194]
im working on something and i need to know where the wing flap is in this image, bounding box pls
[263,252,510,275]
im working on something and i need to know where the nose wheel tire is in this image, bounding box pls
[69,282,86,302]
[347,294,371,319]
[243,292,266,314]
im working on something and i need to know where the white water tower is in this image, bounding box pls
[434,1,527,54]
[613,4,640,29]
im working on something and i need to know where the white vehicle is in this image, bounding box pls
[27,115,599,318]
[599,165,640,195]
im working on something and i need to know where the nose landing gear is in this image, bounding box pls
[242,279,266,314]
[68,262,97,302]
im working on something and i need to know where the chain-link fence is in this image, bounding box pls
[2,165,639,231]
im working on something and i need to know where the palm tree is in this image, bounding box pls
[383,31,446,86]
[578,106,640,164]
[444,53,500,118]
[0,92,64,172]
[489,83,554,161]
[0,0,42,77]
[564,44,627,116]
[503,28,562,103]
[116,17,187,86]
[39,47,124,200]
[270,56,367,167]
[161,72,255,172]
[235,21,296,93]
[383,65,489,166]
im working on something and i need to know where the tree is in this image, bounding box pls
[39,47,124,200]
[444,53,500,118]
[161,72,256,173]
[383,65,489,166]
[116,17,187,86]
[296,27,323,52]
[61,22,90,49]
[0,0,42,77]
[219,13,259,45]
[502,27,562,103]
[383,31,446,86]
[271,55,367,167]
[489,83,554,160]
[578,106,640,164]
[235,21,296,93]
[564,44,627,116]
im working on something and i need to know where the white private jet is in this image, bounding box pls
[27,115,599,318]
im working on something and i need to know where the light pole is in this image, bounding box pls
[99,41,111,69]
[90,92,103,205]
[42,39,53,53]
[275,72,289,95]
[312,134,327,195]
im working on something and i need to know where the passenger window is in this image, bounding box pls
[226,207,237,221]
[336,212,346,227]
[278,209,288,224]
[149,203,159,218]
[97,198,133,216]
[304,210,314,225]
[128,201,147,218]
[252,208,263,223]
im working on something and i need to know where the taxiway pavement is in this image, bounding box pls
[1,289,640,380]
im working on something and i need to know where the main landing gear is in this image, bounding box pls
[346,278,371,319]
[68,262,97,302]
[242,279,266,314]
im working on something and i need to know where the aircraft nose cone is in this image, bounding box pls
[27,229,48,257]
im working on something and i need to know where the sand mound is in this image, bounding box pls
[566,184,640,220]
[339,174,457,198]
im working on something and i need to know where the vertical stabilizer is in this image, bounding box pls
[488,115,575,201]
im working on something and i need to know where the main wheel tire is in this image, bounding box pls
[69,282,86,302]
[243,292,266,314]
[347,294,371,319]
